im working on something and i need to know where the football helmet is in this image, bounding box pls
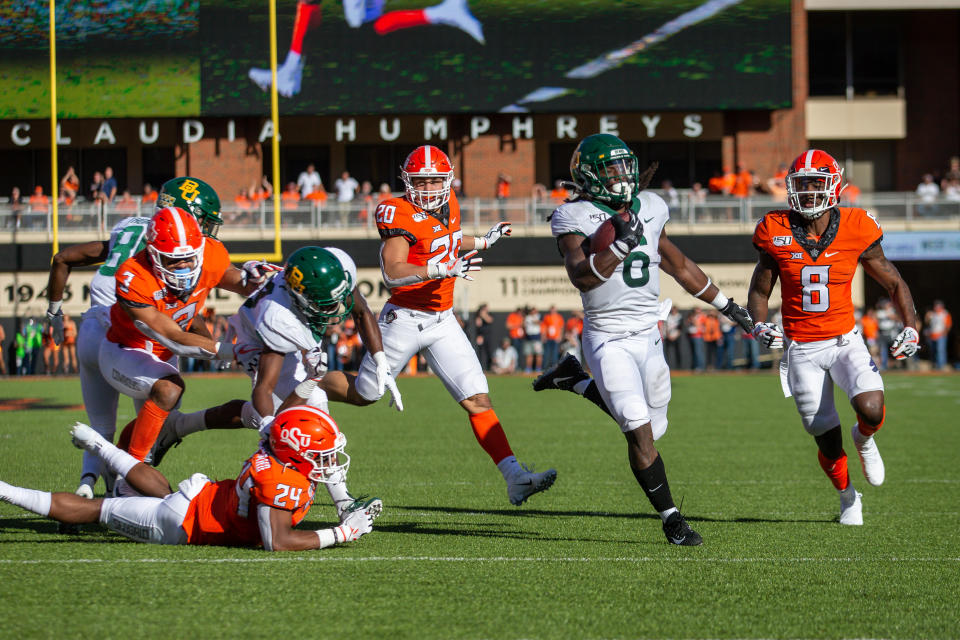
[401,145,454,211]
[283,246,355,333]
[786,149,846,219]
[146,207,205,295]
[269,406,350,484]
[570,133,639,207]
[157,177,224,238]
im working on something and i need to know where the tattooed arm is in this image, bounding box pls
[860,241,918,329]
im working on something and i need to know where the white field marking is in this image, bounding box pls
[0,555,958,566]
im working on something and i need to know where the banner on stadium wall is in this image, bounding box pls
[882,232,960,261]
[1,263,863,319]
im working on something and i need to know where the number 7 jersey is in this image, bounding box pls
[753,207,883,342]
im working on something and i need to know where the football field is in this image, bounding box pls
[1,372,958,639]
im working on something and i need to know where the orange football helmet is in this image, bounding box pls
[786,149,846,219]
[146,207,205,294]
[269,406,349,483]
[401,145,454,211]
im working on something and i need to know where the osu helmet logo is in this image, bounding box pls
[280,426,312,450]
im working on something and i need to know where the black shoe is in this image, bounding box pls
[532,354,589,392]
[662,511,703,546]
[147,426,182,468]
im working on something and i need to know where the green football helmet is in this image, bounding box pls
[157,177,224,238]
[284,247,355,333]
[569,133,639,207]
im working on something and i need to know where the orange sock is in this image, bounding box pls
[374,9,429,35]
[469,409,514,464]
[116,418,136,452]
[856,406,885,438]
[290,1,321,55]
[127,400,169,462]
[818,450,850,491]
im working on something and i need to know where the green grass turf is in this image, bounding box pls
[0,372,958,639]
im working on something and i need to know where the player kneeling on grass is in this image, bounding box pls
[0,407,382,551]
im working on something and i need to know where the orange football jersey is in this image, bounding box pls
[753,207,882,342]
[181,448,316,547]
[107,238,231,361]
[375,191,463,312]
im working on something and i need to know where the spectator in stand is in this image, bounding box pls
[663,306,683,369]
[114,190,139,213]
[496,172,511,217]
[60,167,80,205]
[702,309,722,370]
[689,182,707,205]
[707,170,727,195]
[282,181,301,209]
[716,312,737,370]
[564,309,584,342]
[325,324,343,373]
[61,314,77,374]
[29,186,50,213]
[925,300,953,370]
[27,318,42,375]
[875,298,901,370]
[473,303,494,371]
[731,163,753,199]
[334,170,359,226]
[661,179,679,210]
[916,173,940,217]
[15,325,28,375]
[141,183,158,205]
[492,337,519,375]
[358,180,374,224]
[296,163,323,199]
[377,182,393,202]
[43,321,60,374]
[89,171,104,203]
[686,308,706,371]
[451,177,463,197]
[305,184,328,207]
[942,175,960,203]
[522,306,542,373]
[9,186,24,229]
[943,156,960,185]
[860,307,880,362]
[549,180,569,203]
[540,305,564,370]
[102,167,118,203]
[0,323,6,375]
[251,175,273,204]
[506,307,525,354]
[531,182,547,204]
[841,181,862,206]
[765,163,788,203]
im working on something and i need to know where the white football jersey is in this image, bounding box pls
[229,247,358,355]
[550,191,669,333]
[89,216,152,308]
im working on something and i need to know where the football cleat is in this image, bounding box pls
[507,464,557,506]
[74,482,94,500]
[70,422,106,453]
[839,489,863,525]
[532,353,590,392]
[341,496,383,521]
[662,511,703,546]
[427,0,485,44]
[851,425,885,486]
[147,423,182,468]
[248,56,304,98]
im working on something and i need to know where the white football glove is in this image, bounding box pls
[890,327,920,360]
[373,351,403,411]
[133,319,230,360]
[333,498,382,543]
[302,345,328,379]
[474,221,512,250]
[46,301,64,346]
[752,322,784,349]
[241,260,282,288]
[427,250,482,281]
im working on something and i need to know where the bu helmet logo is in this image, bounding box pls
[287,265,305,294]
[178,179,201,203]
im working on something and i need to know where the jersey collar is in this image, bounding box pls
[789,208,840,261]
[593,196,641,217]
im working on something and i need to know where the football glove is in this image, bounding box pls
[720,299,755,333]
[890,326,920,359]
[46,301,64,346]
[427,250,482,281]
[373,351,403,412]
[303,345,328,379]
[240,260,282,288]
[333,498,383,543]
[474,221,512,250]
[609,212,643,260]
[752,322,784,349]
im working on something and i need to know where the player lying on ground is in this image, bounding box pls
[535,133,754,545]
[747,149,920,525]
[0,407,382,551]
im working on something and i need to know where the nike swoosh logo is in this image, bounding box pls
[237,346,258,355]
[649,483,663,493]
[824,251,839,258]
[654,338,661,345]
[643,216,654,223]
[514,479,534,486]
[669,535,687,544]
[191,287,207,298]
[553,376,574,385]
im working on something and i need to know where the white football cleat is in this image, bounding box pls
[839,488,863,526]
[426,0,485,44]
[851,425,885,486]
[70,422,106,453]
[74,483,94,500]
[248,57,304,98]
[507,463,557,506]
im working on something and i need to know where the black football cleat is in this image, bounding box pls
[662,511,703,546]
[532,354,590,392]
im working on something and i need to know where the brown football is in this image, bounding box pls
[589,211,631,254]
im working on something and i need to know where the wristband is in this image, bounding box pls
[316,528,337,549]
[426,263,445,279]
[214,341,234,361]
[589,254,610,282]
[608,242,627,261]
[709,291,730,310]
[693,277,712,298]
[47,300,62,315]
[294,378,319,399]
[474,236,487,250]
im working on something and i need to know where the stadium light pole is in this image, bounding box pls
[49,0,59,257]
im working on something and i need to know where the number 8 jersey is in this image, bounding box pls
[753,207,883,342]
[375,190,463,312]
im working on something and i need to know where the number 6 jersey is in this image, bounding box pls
[753,207,883,342]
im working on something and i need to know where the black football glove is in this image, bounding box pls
[609,212,643,260]
[721,298,755,333]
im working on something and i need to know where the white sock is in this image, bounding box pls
[84,433,139,479]
[327,472,354,517]
[168,409,207,438]
[572,380,590,395]
[851,423,871,444]
[283,51,302,68]
[0,480,52,516]
[659,507,678,523]
[496,455,520,480]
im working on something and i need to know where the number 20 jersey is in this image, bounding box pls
[550,191,669,334]
[753,207,883,342]
[375,191,462,312]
